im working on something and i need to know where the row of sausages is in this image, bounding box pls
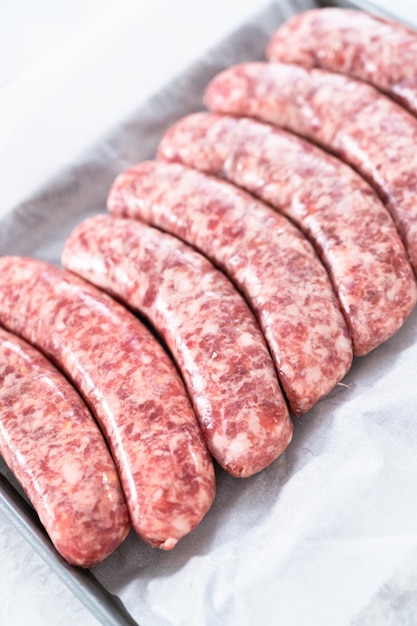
[1,7,417,568]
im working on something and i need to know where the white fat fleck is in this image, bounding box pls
[74,251,106,277]
[225,431,251,459]
[364,60,377,73]
[211,351,218,359]
[303,365,323,386]
[61,460,84,486]
[238,331,255,348]
[201,319,220,336]
[210,432,232,459]
[151,487,164,502]
[54,318,69,332]
[246,410,262,438]
[385,281,401,302]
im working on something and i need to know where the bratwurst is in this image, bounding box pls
[63,214,293,477]
[107,161,353,416]
[0,325,130,567]
[0,256,215,550]
[158,112,417,355]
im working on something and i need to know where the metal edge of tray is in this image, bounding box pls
[319,0,416,26]
[0,1,412,625]
[0,474,138,626]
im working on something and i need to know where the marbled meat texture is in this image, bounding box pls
[0,326,130,567]
[204,61,417,275]
[107,161,353,416]
[63,215,293,477]
[267,8,417,117]
[158,112,417,356]
[0,256,215,550]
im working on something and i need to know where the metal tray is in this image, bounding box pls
[1,1,415,624]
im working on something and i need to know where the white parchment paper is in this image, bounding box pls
[2,1,417,624]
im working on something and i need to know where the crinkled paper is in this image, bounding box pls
[1,1,417,624]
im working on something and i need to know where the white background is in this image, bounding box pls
[0,0,416,624]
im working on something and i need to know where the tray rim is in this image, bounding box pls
[0,0,410,624]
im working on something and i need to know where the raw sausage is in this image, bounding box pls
[0,325,130,567]
[158,112,417,356]
[0,256,215,550]
[107,160,353,416]
[62,214,293,477]
[204,61,417,275]
[267,8,417,117]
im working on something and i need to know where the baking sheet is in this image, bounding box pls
[2,1,417,624]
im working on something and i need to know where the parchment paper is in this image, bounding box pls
[2,1,417,624]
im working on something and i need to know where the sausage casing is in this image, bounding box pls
[63,214,293,477]
[0,326,130,567]
[158,112,417,356]
[204,61,417,275]
[0,256,215,550]
[267,8,417,117]
[107,161,353,416]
